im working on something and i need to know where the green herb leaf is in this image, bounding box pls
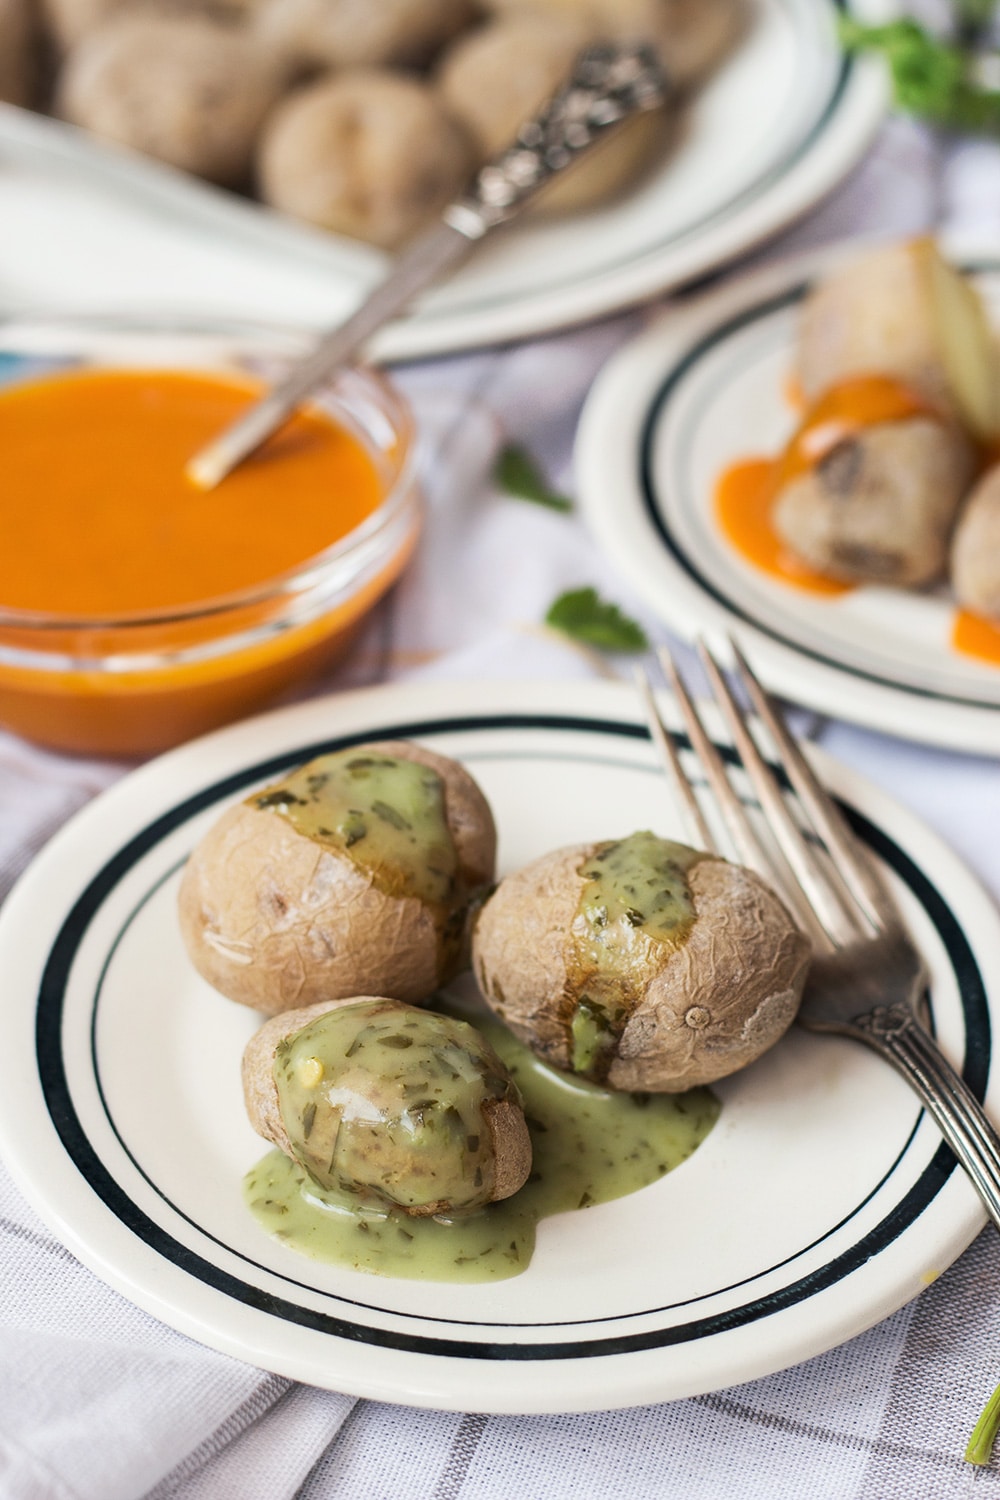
[494,444,573,512]
[840,17,1000,135]
[966,1379,1000,1465]
[545,587,648,653]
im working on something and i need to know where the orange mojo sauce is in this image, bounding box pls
[0,367,383,614]
[714,374,945,598]
[0,367,414,755]
[715,374,1000,667]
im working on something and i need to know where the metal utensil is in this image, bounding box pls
[635,636,1000,1233]
[187,42,668,490]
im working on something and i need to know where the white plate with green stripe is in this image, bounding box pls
[0,679,998,1412]
[576,242,1000,754]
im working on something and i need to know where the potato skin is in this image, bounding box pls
[179,740,496,1014]
[436,11,668,211]
[0,0,36,106]
[795,239,998,437]
[58,13,287,185]
[257,70,474,248]
[480,0,746,87]
[472,841,810,1092]
[952,466,1000,621]
[772,418,976,588]
[242,996,532,1213]
[255,0,478,71]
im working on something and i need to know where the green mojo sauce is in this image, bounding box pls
[249,750,457,907]
[245,997,719,1283]
[568,832,706,1080]
[272,999,519,1214]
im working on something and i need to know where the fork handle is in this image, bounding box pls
[845,1002,1000,1229]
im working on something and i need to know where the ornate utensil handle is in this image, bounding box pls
[445,42,669,237]
[846,1002,1000,1228]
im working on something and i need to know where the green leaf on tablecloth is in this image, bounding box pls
[494,444,573,512]
[545,588,648,653]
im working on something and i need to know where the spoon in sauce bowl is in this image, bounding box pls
[186,42,668,491]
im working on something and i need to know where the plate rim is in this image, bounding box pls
[574,234,1000,754]
[0,678,998,1412]
[0,0,886,359]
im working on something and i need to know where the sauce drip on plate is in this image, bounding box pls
[245,1000,720,1283]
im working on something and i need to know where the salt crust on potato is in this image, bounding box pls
[472,841,811,1092]
[58,12,287,184]
[257,70,474,248]
[242,996,532,1212]
[178,740,497,1015]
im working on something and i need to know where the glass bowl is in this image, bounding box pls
[0,315,422,758]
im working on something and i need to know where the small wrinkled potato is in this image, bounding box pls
[179,740,497,1014]
[952,466,1000,621]
[257,71,474,248]
[773,417,976,588]
[436,12,668,212]
[243,996,532,1216]
[481,0,747,88]
[796,239,1000,442]
[58,13,288,185]
[0,0,36,106]
[43,0,263,51]
[255,0,477,71]
[472,831,811,1093]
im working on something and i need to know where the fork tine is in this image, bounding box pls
[696,639,866,948]
[728,636,890,934]
[656,645,828,947]
[633,665,718,853]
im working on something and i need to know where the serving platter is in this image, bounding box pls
[0,0,887,354]
[0,678,997,1414]
[575,241,1000,755]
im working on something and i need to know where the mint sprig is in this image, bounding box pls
[494,444,573,513]
[545,587,648,654]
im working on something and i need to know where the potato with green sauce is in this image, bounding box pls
[179,741,497,1014]
[473,830,810,1092]
[242,995,532,1216]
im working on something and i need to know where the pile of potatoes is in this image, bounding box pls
[771,238,1000,622]
[179,738,809,1217]
[0,0,745,247]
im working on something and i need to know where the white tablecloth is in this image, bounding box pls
[2,113,1000,1500]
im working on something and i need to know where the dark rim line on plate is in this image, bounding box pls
[86,753,924,1330]
[33,712,989,1362]
[638,263,1000,710]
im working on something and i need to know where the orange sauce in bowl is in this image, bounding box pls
[0,367,418,755]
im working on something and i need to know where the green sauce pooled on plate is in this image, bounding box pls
[245,994,719,1283]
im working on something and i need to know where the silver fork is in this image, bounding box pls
[635,636,1000,1231]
